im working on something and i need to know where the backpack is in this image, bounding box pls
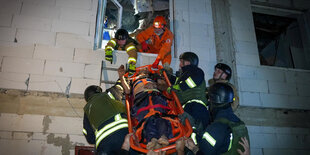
[215,118,250,155]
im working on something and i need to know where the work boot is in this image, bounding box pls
[157,135,169,146]
[147,138,158,150]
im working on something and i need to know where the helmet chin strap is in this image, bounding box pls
[214,72,225,81]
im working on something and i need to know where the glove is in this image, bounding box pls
[167,84,180,93]
[179,112,195,126]
[141,41,148,52]
[105,49,113,63]
[128,63,136,77]
[151,56,161,69]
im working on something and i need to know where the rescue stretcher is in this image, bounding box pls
[124,64,193,154]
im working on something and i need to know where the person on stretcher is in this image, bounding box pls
[118,65,173,150]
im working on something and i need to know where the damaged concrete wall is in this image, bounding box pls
[227,0,310,154]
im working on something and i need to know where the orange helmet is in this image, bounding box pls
[153,16,166,28]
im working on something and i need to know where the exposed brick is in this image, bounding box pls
[284,71,298,84]
[28,74,71,93]
[0,27,16,42]
[0,131,12,139]
[0,139,45,155]
[268,81,297,95]
[250,148,263,155]
[51,20,89,35]
[288,96,310,110]
[240,91,261,106]
[0,72,29,90]
[0,113,43,132]
[189,12,210,25]
[16,29,56,45]
[256,67,286,82]
[268,0,292,7]
[293,0,310,10]
[276,134,306,149]
[0,0,22,14]
[0,44,34,58]
[101,69,118,83]
[297,83,310,97]
[56,0,92,10]
[2,57,44,74]
[56,33,92,49]
[74,48,104,64]
[0,92,22,114]
[70,78,99,94]
[174,0,189,11]
[21,3,60,19]
[239,78,268,93]
[12,15,52,31]
[250,133,278,148]
[84,64,101,80]
[229,0,252,20]
[23,0,56,6]
[89,21,96,37]
[69,134,89,146]
[189,0,207,13]
[234,40,258,54]
[295,72,310,84]
[12,132,33,140]
[39,115,82,134]
[236,65,256,79]
[44,60,84,78]
[0,13,12,27]
[231,17,255,31]
[263,149,295,155]
[60,7,92,22]
[236,52,260,66]
[33,44,74,61]
[260,93,290,109]
[232,28,257,43]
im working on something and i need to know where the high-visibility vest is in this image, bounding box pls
[84,93,126,130]
[174,78,208,107]
[201,118,250,155]
[94,113,128,149]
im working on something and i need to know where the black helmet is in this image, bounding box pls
[84,85,102,102]
[105,82,124,101]
[215,63,232,80]
[115,29,129,40]
[179,52,199,66]
[209,83,234,105]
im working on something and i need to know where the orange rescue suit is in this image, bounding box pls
[136,27,173,65]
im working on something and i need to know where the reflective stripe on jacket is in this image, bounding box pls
[84,93,126,130]
[95,114,128,148]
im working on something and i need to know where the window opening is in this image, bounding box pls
[253,12,308,69]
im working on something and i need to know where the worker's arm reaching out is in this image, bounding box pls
[118,65,130,94]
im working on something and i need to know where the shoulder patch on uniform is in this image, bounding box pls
[166,39,171,43]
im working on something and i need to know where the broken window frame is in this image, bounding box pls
[251,4,310,70]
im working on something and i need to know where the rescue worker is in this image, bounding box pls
[207,63,239,111]
[168,52,210,144]
[105,28,138,76]
[136,16,174,70]
[196,83,250,154]
[82,84,128,154]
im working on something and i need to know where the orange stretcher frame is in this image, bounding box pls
[124,64,193,154]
